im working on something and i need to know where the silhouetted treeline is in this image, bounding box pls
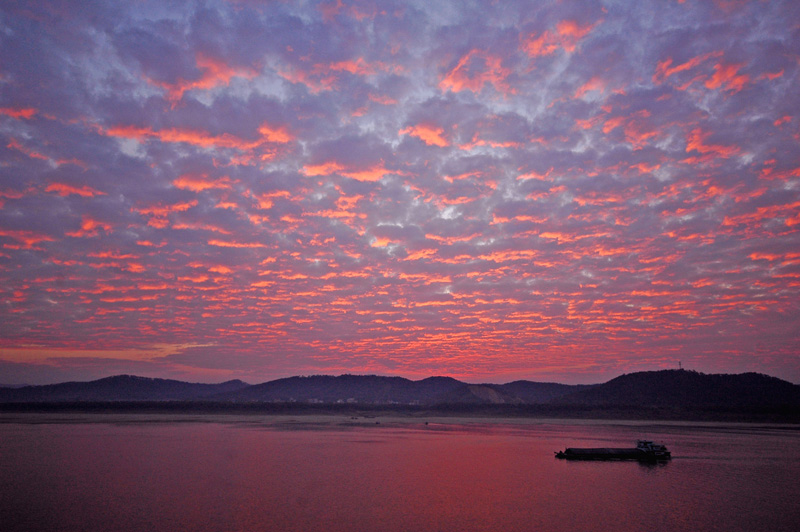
[2,370,799,422]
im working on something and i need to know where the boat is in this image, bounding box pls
[555,440,671,461]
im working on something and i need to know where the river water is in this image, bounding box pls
[1,415,798,531]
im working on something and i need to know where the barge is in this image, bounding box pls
[555,440,671,461]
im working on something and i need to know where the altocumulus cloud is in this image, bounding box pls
[0,0,799,385]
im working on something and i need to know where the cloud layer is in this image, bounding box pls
[1,0,799,384]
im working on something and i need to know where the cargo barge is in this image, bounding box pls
[555,440,671,461]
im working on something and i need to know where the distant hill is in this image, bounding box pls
[556,370,800,408]
[431,384,522,404]
[0,373,586,405]
[0,375,249,402]
[216,375,589,405]
[495,380,593,404]
[218,375,466,404]
[1,371,798,419]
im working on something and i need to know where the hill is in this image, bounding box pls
[1,371,798,422]
[0,375,249,402]
[556,369,800,408]
[217,374,458,404]
[495,380,593,403]
[0,373,586,405]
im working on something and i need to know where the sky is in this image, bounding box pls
[1,0,799,386]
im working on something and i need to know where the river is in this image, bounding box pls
[1,414,798,531]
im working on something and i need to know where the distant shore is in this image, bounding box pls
[1,401,798,424]
[3,412,800,432]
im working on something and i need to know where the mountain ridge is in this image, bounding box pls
[559,369,800,408]
[1,370,798,413]
[0,375,250,402]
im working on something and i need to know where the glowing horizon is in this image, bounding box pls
[1,0,799,385]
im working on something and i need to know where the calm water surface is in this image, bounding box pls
[1,415,798,531]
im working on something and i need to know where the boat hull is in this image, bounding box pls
[555,447,671,461]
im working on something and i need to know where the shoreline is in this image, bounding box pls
[2,401,798,424]
[2,411,799,430]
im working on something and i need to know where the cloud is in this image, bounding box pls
[46,183,106,197]
[148,53,258,104]
[399,124,449,147]
[439,50,514,96]
[0,0,798,385]
[522,19,598,57]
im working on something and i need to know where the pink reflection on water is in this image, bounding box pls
[1,418,798,531]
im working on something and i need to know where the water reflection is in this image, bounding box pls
[0,416,798,532]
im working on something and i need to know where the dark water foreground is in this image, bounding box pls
[1,415,798,532]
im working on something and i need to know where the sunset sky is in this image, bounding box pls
[1,0,799,385]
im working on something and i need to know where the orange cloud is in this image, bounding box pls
[208,239,267,248]
[305,208,367,222]
[251,189,291,209]
[6,138,48,160]
[278,66,336,93]
[0,107,37,119]
[629,162,660,174]
[178,274,209,283]
[45,183,106,197]
[135,200,197,228]
[88,251,137,260]
[622,115,659,149]
[425,232,482,244]
[319,0,379,22]
[150,53,257,104]
[368,93,397,105]
[517,167,553,181]
[524,32,559,57]
[136,240,166,248]
[574,76,605,99]
[173,222,232,234]
[66,216,113,237]
[397,273,452,284]
[685,128,740,158]
[0,228,55,249]
[458,133,521,151]
[556,20,596,50]
[302,161,345,177]
[705,62,749,93]
[599,110,660,149]
[759,164,800,182]
[344,164,392,182]
[443,172,480,182]
[575,116,602,130]
[573,191,630,206]
[773,115,792,127]
[371,237,397,247]
[257,123,293,144]
[522,20,597,57]
[106,125,251,150]
[477,249,539,262]
[602,115,626,134]
[399,124,449,147]
[653,51,722,83]
[326,57,375,75]
[105,121,290,156]
[279,58,399,94]
[302,160,390,182]
[759,69,784,81]
[722,200,800,229]
[172,174,233,192]
[0,189,27,205]
[404,248,437,261]
[440,50,513,95]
